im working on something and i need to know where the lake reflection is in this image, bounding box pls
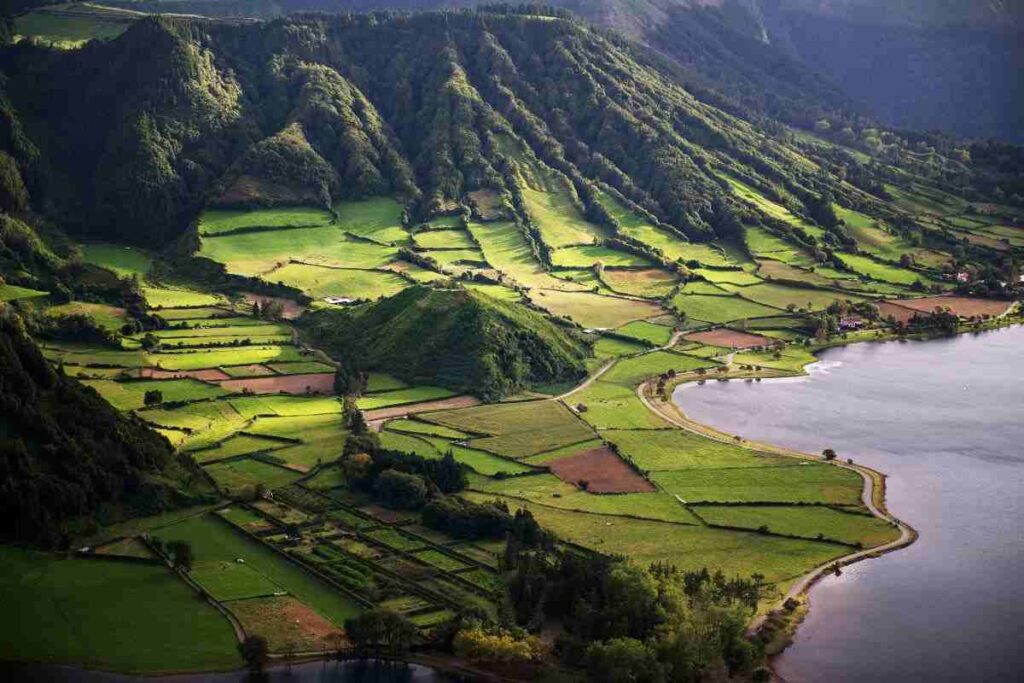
[675,326,1024,682]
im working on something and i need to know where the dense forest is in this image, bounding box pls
[0,7,1017,258]
[300,285,589,400]
[0,306,213,547]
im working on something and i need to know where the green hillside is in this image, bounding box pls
[300,285,590,400]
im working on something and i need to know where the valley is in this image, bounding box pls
[1,5,1023,681]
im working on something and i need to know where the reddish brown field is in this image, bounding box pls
[242,292,306,320]
[893,296,1014,318]
[140,367,231,381]
[876,301,918,324]
[684,328,775,349]
[547,447,655,494]
[228,596,345,653]
[218,373,334,395]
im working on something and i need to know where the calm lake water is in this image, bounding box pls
[674,325,1024,683]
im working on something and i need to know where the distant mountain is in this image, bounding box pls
[299,285,590,400]
[81,0,1021,141]
[755,0,1024,142]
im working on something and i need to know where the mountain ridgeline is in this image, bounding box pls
[299,285,590,400]
[2,8,924,250]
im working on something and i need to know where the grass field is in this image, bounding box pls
[384,419,470,439]
[600,268,678,298]
[190,560,282,602]
[671,293,781,324]
[693,505,899,547]
[335,197,407,244]
[836,252,927,286]
[744,225,801,255]
[81,243,152,277]
[467,476,699,525]
[722,282,868,311]
[198,228,395,276]
[46,302,126,330]
[14,5,136,47]
[463,500,848,585]
[356,386,456,410]
[161,515,363,626]
[413,229,477,250]
[594,191,731,266]
[602,429,791,471]
[600,350,718,387]
[519,181,606,248]
[144,287,223,308]
[466,221,586,291]
[572,381,668,430]
[694,268,763,286]
[203,458,304,494]
[0,546,239,672]
[421,400,595,458]
[82,378,228,411]
[678,280,730,295]
[267,263,408,300]
[733,346,817,373]
[614,320,674,346]
[652,463,863,505]
[550,246,650,268]
[529,289,664,329]
[722,175,822,237]
[198,206,333,235]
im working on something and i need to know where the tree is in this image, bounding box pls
[585,637,660,683]
[822,448,837,461]
[344,609,416,655]
[239,635,269,673]
[167,540,193,572]
[143,389,163,406]
[373,469,427,509]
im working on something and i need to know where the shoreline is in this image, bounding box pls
[637,339,928,659]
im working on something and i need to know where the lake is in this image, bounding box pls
[674,325,1024,682]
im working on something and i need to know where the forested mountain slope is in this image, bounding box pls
[0,307,212,546]
[3,7,1015,254]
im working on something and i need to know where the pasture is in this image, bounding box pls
[198,228,395,276]
[601,268,678,298]
[572,381,668,430]
[263,263,408,300]
[614,320,675,346]
[652,462,863,505]
[600,350,718,387]
[837,252,925,285]
[413,229,477,250]
[529,289,664,329]
[335,197,407,243]
[0,284,48,301]
[160,514,363,626]
[671,293,781,324]
[693,505,900,547]
[467,221,585,291]
[356,386,456,410]
[550,246,650,268]
[81,378,228,411]
[421,400,595,458]
[0,546,239,672]
[722,282,868,311]
[602,429,791,471]
[198,206,333,235]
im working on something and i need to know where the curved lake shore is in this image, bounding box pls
[674,325,1024,682]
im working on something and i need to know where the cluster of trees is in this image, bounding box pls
[507,543,768,682]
